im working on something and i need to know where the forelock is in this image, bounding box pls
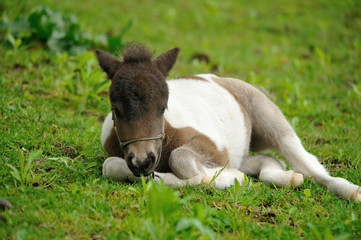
[122,43,154,63]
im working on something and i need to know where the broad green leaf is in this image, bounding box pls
[128,187,140,195]
[48,157,71,167]
[7,33,16,47]
[7,164,21,182]
[18,149,25,178]
[85,162,97,169]
[234,177,241,191]
[26,150,42,172]
[176,218,214,239]
[28,149,43,163]
[144,219,158,240]
[176,218,196,231]
[0,16,30,36]
[14,38,22,49]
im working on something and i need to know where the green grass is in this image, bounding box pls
[1,0,361,239]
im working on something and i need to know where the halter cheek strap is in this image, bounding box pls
[111,111,165,165]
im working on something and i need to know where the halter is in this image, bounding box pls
[112,110,165,170]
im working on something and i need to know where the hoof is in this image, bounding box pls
[351,187,361,202]
[291,173,304,187]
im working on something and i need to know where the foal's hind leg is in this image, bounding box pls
[241,154,304,188]
[249,91,361,201]
[277,135,361,201]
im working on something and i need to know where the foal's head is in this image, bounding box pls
[96,43,179,176]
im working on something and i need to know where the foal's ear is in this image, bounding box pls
[96,50,122,80]
[154,47,180,76]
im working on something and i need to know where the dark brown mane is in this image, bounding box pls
[122,43,154,63]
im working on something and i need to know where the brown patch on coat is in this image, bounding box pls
[184,133,230,168]
[103,120,229,173]
[156,121,229,172]
[104,127,124,158]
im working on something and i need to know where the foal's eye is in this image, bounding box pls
[160,106,167,114]
[111,106,121,117]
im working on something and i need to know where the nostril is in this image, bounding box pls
[148,152,156,164]
[127,153,135,163]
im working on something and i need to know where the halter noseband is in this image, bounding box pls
[111,110,165,171]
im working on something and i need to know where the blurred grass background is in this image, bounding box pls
[1,0,360,239]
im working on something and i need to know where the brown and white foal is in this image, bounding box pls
[96,44,360,201]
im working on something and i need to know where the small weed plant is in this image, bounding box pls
[141,179,215,240]
[0,5,131,53]
[7,149,42,187]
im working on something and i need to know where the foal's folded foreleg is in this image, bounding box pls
[154,172,204,186]
[102,157,141,182]
[162,146,245,188]
[155,168,245,188]
[101,157,196,185]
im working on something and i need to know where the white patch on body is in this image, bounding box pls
[165,74,248,169]
[101,112,113,147]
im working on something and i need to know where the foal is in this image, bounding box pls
[96,43,360,201]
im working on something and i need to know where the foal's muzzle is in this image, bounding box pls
[127,152,157,177]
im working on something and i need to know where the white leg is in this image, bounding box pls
[204,168,245,189]
[245,91,361,201]
[102,150,246,189]
[154,172,204,186]
[154,168,245,189]
[279,135,361,201]
[241,154,304,188]
[102,157,141,182]
[161,146,245,188]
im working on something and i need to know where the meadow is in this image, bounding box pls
[1,0,361,239]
